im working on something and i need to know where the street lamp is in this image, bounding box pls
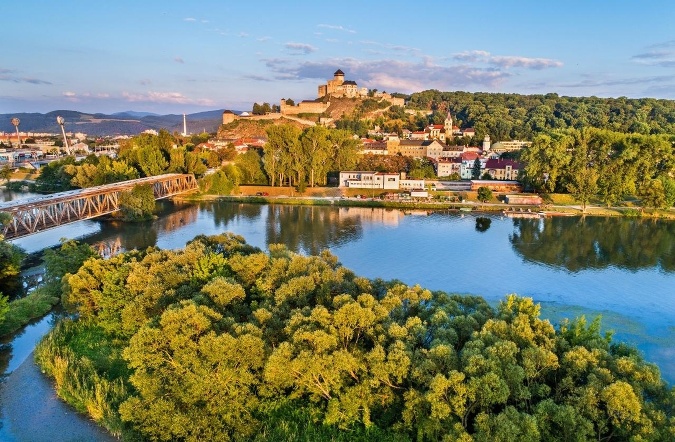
[57,116,70,155]
[11,118,20,148]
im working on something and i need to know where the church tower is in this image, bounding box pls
[444,111,453,136]
[483,134,491,152]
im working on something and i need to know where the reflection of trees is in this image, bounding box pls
[510,217,675,272]
[206,201,263,229]
[475,217,492,233]
[266,205,362,255]
[0,342,12,378]
[91,219,159,254]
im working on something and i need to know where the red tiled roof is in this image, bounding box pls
[461,152,480,160]
[485,159,522,169]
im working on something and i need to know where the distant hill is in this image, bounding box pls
[0,109,229,136]
[111,111,160,118]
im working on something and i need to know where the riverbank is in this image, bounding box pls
[177,191,675,220]
[0,352,116,442]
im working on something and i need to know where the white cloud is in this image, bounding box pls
[632,41,675,67]
[184,17,197,22]
[490,56,563,70]
[453,50,562,70]
[121,91,216,106]
[61,91,111,102]
[175,57,185,64]
[453,50,491,62]
[285,42,318,55]
[263,57,512,93]
[360,40,420,56]
[317,24,356,34]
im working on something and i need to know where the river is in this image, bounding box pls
[1,198,674,439]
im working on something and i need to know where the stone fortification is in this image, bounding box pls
[279,100,330,116]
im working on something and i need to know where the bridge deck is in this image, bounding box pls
[1,173,198,239]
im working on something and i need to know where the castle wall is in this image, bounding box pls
[222,112,236,125]
[280,100,330,115]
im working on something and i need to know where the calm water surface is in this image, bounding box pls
[8,200,675,385]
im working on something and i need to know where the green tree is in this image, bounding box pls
[472,158,482,179]
[408,157,436,179]
[0,238,24,297]
[329,129,361,172]
[521,132,573,193]
[659,175,675,207]
[300,126,331,187]
[118,184,155,221]
[0,294,9,323]
[639,178,667,209]
[0,165,13,183]
[32,157,77,192]
[263,125,301,186]
[200,166,240,195]
[234,150,267,184]
[120,302,266,441]
[477,186,493,202]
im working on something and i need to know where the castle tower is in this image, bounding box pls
[333,69,345,85]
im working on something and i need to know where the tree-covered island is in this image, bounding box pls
[33,234,674,441]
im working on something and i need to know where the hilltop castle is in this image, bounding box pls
[280,69,405,116]
[318,69,365,98]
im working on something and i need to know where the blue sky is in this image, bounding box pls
[3,1,675,115]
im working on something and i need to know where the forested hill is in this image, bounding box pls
[403,90,675,140]
[0,109,225,136]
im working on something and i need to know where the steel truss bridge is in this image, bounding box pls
[0,174,198,239]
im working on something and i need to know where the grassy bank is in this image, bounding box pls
[0,284,60,336]
[178,190,675,219]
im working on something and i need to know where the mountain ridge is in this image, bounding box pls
[1,109,233,136]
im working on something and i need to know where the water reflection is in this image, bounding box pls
[475,217,492,233]
[510,217,675,272]
[206,201,264,229]
[265,205,363,255]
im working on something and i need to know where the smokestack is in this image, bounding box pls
[183,113,187,136]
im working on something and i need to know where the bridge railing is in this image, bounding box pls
[1,174,198,239]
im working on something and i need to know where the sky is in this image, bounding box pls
[3,1,675,116]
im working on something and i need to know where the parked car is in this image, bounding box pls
[255,191,269,196]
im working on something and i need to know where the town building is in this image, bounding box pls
[338,171,400,189]
[390,139,444,158]
[361,139,388,155]
[436,158,462,177]
[490,140,532,154]
[484,159,522,180]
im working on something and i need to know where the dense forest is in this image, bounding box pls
[34,234,674,441]
[402,90,675,142]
